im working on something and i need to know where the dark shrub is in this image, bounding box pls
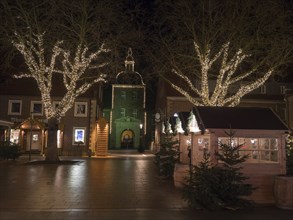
[0,141,22,160]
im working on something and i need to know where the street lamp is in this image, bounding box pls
[187,139,191,170]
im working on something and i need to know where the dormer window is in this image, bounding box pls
[280,86,286,94]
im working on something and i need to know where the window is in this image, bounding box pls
[8,100,22,115]
[121,91,126,99]
[132,91,137,100]
[10,129,20,144]
[132,109,137,118]
[218,137,279,163]
[280,86,286,94]
[260,85,266,94]
[53,101,65,116]
[73,127,86,145]
[197,136,210,151]
[74,102,88,117]
[31,101,43,116]
[121,108,125,117]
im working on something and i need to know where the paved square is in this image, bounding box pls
[0,154,292,220]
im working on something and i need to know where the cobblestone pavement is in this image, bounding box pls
[0,153,292,220]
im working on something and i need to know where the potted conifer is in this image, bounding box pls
[274,134,293,210]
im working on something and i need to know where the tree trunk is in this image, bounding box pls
[45,118,60,162]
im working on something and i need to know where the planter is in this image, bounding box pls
[274,175,293,210]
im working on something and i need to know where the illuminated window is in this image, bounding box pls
[73,127,86,145]
[197,136,210,151]
[32,134,38,141]
[10,129,20,144]
[218,137,279,163]
[8,100,22,115]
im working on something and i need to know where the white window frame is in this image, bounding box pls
[8,100,22,115]
[53,101,65,116]
[74,102,88,117]
[31,101,43,116]
[218,137,279,163]
[72,127,86,145]
[132,109,137,118]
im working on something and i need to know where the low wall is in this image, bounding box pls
[242,163,283,205]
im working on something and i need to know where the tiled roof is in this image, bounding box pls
[193,106,288,131]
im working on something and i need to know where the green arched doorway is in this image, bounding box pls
[120,129,134,149]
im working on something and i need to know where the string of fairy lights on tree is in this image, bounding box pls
[166,41,273,107]
[12,32,109,120]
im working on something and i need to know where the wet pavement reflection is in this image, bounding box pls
[1,155,293,220]
[0,156,185,210]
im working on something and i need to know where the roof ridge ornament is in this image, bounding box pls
[127,48,133,58]
[125,48,135,72]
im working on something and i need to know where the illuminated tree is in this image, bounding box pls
[12,32,109,161]
[162,42,273,106]
[152,0,293,106]
[0,0,151,161]
[0,0,153,83]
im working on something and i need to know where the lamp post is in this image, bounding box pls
[138,123,144,153]
[29,112,34,161]
[187,139,191,170]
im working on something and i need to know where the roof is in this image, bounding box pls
[193,106,288,131]
[0,120,14,127]
[115,48,145,85]
[14,118,46,130]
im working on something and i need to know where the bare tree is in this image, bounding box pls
[151,0,293,106]
[0,0,151,161]
[12,32,109,161]
[0,0,153,83]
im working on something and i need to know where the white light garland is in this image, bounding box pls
[12,33,110,120]
[168,41,274,107]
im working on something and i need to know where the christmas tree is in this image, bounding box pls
[183,130,255,210]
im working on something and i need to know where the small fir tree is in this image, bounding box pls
[215,130,255,209]
[182,151,222,209]
[182,130,255,210]
[155,133,179,178]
